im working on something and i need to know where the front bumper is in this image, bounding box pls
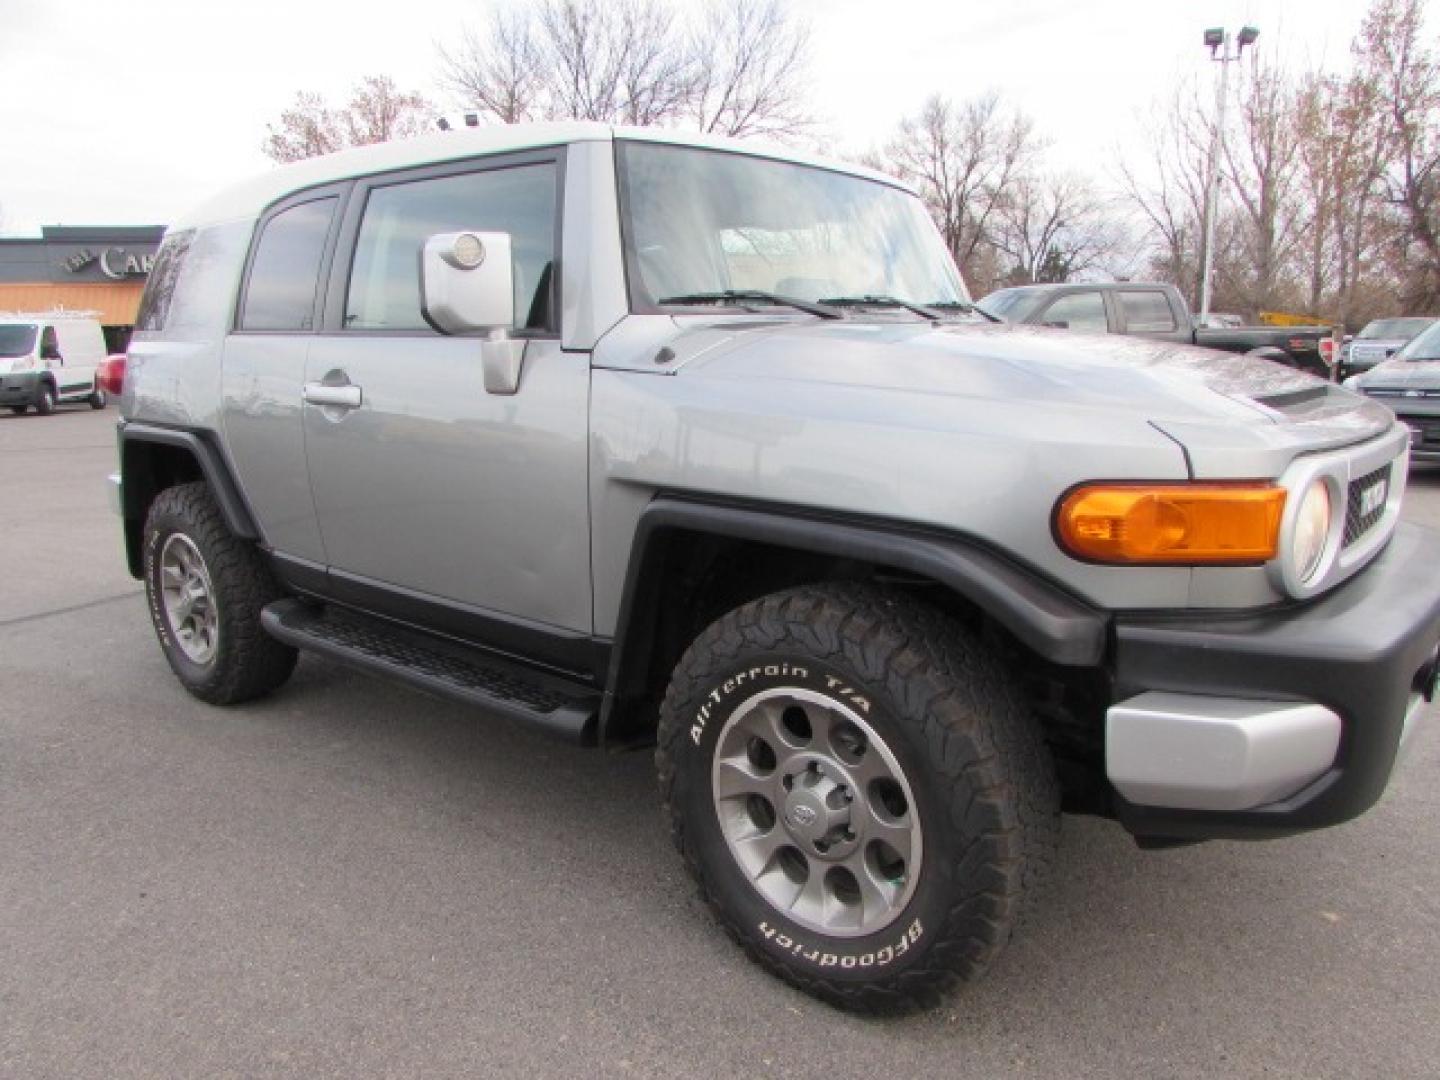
[1109,521,1440,840]
[0,372,43,406]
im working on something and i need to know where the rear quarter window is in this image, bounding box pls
[133,223,251,339]
[1119,291,1177,333]
[134,231,194,332]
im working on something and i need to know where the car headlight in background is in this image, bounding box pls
[1292,479,1332,583]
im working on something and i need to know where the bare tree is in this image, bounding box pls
[1117,82,1217,306]
[438,8,544,124]
[438,0,811,137]
[342,76,436,146]
[1222,60,1307,313]
[262,92,343,164]
[262,77,434,163]
[690,0,813,138]
[1356,0,1440,311]
[994,172,1125,284]
[881,92,1039,285]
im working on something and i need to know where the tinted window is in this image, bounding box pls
[345,163,558,332]
[240,198,337,331]
[40,327,59,357]
[135,230,194,332]
[1119,291,1176,333]
[0,325,36,357]
[978,287,1042,319]
[1360,317,1433,339]
[1039,291,1107,332]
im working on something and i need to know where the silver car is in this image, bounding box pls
[1340,316,1437,378]
[109,123,1440,1012]
[1347,319,1440,462]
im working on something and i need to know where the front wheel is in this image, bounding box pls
[657,584,1059,1013]
[33,384,56,415]
[142,481,297,704]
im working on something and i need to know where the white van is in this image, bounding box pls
[0,313,109,415]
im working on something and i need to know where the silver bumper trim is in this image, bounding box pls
[1397,693,1429,767]
[1107,692,1342,812]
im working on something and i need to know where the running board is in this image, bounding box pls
[260,599,599,744]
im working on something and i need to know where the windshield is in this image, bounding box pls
[616,142,967,311]
[1359,317,1433,339]
[1396,320,1440,361]
[976,287,1042,319]
[0,324,37,358]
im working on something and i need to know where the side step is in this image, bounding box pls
[260,599,600,744]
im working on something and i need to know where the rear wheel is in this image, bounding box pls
[33,384,56,416]
[142,481,297,704]
[8,405,24,416]
[88,386,108,409]
[657,583,1059,1013]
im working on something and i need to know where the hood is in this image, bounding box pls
[1354,356,1440,389]
[658,318,1393,444]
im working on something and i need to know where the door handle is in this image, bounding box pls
[302,383,363,409]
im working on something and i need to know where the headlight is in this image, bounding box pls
[1292,479,1331,583]
[12,357,34,371]
[1055,483,1286,564]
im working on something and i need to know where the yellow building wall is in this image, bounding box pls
[0,281,146,325]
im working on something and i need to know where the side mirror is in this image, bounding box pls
[420,231,515,334]
[1343,334,1355,344]
[41,342,61,361]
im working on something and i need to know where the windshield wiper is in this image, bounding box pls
[657,289,843,320]
[819,294,946,320]
[926,299,1003,323]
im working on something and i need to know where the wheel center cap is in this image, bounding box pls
[785,798,821,835]
[781,769,850,845]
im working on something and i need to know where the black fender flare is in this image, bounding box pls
[601,496,1108,736]
[117,422,262,575]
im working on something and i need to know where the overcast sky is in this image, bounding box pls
[0,0,1384,235]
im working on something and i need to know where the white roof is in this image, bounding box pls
[172,121,914,230]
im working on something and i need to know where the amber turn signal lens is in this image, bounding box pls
[1056,484,1286,564]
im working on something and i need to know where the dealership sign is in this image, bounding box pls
[62,246,155,279]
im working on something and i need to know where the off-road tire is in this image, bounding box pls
[88,387,108,409]
[142,481,297,704]
[33,384,56,416]
[657,583,1059,1014]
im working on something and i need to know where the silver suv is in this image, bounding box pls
[110,122,1440,1012]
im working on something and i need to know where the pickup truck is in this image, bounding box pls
[978,281,1336,377]
[109,122,1438,1013]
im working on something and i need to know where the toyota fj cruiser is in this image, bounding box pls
[109,123,1440,1012]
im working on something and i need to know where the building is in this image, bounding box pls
[0,226,164,353]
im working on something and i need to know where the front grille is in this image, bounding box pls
[1365,387,1440,398]
[1344,465,1391,547]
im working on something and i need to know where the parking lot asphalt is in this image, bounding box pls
[2,405,1438,1079]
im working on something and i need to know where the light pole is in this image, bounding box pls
[1197,24,1258,323]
